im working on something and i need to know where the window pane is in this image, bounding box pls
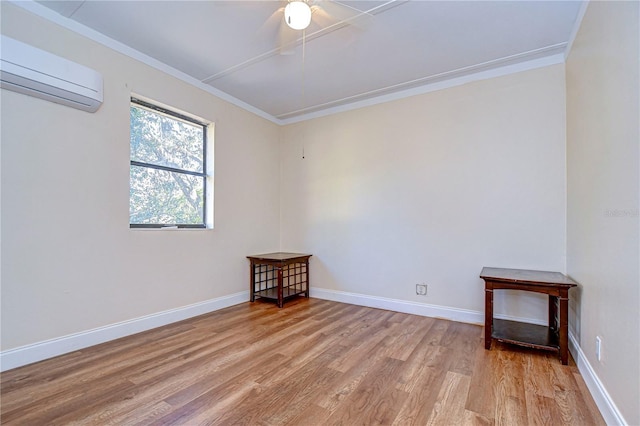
[130,165,204,225]
[130,105,204,173]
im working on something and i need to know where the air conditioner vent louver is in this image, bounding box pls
[0,35,103,113]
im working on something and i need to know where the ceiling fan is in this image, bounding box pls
[265,0,374,55]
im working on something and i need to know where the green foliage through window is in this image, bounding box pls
[130,99,208,227]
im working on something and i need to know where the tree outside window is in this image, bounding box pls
[129,99,210,228]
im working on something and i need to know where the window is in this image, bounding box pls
[130,98,211,228]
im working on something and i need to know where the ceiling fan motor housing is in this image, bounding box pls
[284,1,312,30]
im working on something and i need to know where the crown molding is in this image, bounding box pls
[279,52,565,124]
[564,0,590,60]
[7,0,283,125]
[9,0,570,126]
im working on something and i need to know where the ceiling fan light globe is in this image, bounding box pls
[284,1,312,30]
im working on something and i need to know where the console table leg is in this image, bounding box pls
[305,260,310,298]
[485,288,493,350]
[277,267,283,308]
[559,293,569,365]
[549,295,558,331]
[250,262,255,302]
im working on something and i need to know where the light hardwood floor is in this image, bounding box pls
[1,298,604,425]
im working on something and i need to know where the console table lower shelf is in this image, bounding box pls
[491,319,559,352]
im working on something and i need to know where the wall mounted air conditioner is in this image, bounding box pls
[0,35,103,112]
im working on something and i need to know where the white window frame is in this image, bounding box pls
[129,97,213,229]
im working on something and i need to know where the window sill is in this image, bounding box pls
[129,227,213,231]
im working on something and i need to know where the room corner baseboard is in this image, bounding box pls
[0,291,249,372]
[568,332,627,426]
[310,287,485,325]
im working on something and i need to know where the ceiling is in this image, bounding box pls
[35,0,583,123]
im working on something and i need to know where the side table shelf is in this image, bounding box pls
[492,319,559,352]
[480,267,577,365]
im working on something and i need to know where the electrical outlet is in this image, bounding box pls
[596,336,602,361]
[416,283,427,296]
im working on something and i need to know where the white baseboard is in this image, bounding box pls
[492,313,548,327]
[311,287,622,425]
[310,287,484,324]
[1,286,624,426]
[0,291,249,372]
[310,287,548,326]
[568,332,627,425]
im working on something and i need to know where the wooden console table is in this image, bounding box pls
[247,252,312,308]
[480,267,577,365]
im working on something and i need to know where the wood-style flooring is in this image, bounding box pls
[1,297,604,425]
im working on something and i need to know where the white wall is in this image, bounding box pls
[280,65,567,321]
[0,3,281,351]
[566,2,640,424]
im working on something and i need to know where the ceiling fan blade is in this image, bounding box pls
[278,20,299,55]
[310,5,337,28]
[315,0,374,30]
[258,6,286,38]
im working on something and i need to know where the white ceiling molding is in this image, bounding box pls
[8,0,283,125]
[8,0,581,126]
[564,0,590,60]
[278,45,566,122]
[280,52,566,125]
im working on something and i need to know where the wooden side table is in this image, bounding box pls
[480,267,578,365]
[247,252,312,308]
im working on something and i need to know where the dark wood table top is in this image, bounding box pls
[247,252,312,261]
[480,267,577,287]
